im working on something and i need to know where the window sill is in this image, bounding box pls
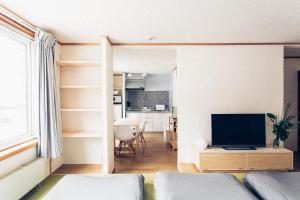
[0,139,38,161]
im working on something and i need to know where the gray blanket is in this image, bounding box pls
[154,172,258,200]
[44,174,144,200]
[244,172,300,200]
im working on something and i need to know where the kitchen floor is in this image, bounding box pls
[114,132,177,173]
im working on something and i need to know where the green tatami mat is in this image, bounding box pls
[22,173,245,200]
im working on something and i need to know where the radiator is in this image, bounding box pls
[0,158,50,200]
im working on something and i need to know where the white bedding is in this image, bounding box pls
[244,172,300,200]
[154,172,258,200]
[44,174,144,200]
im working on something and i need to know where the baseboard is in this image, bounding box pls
[178,162,199,173]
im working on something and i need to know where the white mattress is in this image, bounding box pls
[244,172,300,200]
[154,172,258,200]
[44,174,144,200]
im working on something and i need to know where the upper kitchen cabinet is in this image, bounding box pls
[113,74,123,90]
[144,74,172,91]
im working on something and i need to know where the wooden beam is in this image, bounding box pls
[59,42,100,46]
[0,139,38,161]
[0,13,35,38]
[112,42,300,46]
[284,56,300,59]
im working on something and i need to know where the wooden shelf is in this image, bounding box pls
[63,131,102,138]
[60,108,102,112]
[57,61,101,67]
[60,85,102,89]
[196,148,293,172]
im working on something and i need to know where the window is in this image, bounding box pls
[0,24,34,150]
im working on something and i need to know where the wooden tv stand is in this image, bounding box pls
[195,147,293,172]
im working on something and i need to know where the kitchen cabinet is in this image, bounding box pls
[126,112,140,119]
[126,112,172,132]
[113,74,123,90]
[140,113,153,132]
[152,113,162,132]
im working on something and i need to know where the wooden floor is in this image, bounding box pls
[114,132,177,173]
[53,164,102,174]
[54,139,300,174]
[53,132,177,174]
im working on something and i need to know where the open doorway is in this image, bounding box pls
[284,46,300,169]
[112,47,178,173]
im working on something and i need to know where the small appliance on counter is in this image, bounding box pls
[155,104,165,111]
[113,95,122,104]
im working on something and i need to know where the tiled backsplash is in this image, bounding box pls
[126,90,170,110]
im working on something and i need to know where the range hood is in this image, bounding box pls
[126,73,145,90]
[126,80,145,90]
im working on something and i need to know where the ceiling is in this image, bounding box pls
[1,0,300,43]
[113,47,176,74]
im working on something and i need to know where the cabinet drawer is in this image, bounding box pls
[200,153,246,170]
[247,153,293,170]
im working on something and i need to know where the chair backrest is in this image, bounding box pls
[139,121,146,131]
[115,125,135,141]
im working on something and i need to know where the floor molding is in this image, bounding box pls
[178,162,199,173]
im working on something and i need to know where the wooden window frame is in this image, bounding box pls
[0,138,38,161]
[0,12,38,159]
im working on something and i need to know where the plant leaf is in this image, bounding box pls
[267,113,277,120]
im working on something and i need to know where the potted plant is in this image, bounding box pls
[267,104,297,148]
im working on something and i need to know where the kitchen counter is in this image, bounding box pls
[126,110,172,132]
[126,110,171,113]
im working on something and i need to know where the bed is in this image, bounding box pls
[43,174,144,200]
[154,172,258,200]
[244,172,300,200]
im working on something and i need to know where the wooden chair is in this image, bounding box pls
[136,121,146,151]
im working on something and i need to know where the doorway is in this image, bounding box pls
[284,46,300,154]
[112,47,178,173]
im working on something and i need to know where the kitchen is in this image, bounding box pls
[112,48,177,172]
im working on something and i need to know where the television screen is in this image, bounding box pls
[211,114,266,148]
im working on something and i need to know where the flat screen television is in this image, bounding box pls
[211,114,266,149]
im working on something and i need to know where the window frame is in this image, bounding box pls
[0,22,37,151]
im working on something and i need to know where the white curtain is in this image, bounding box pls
[36,29,62,159]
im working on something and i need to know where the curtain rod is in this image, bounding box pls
[0,4,36,30]
[0,4,35,38]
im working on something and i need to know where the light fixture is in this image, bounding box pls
[127,73,133,78]
[142,73,147,77]
[147,35,154,40]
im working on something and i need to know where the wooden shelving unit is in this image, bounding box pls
[169,116,178,150]
[60,108,102,112]
[53,38,115,174]
[60,85,102,89]
[57,60,101,67]
[58,45,104,165]
[63,131,102,138]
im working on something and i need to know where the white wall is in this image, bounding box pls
[177,45,284,163]
[144,74,172,91]
[284,58,300,151]
[102,38,114,174]
[113,47,176,74]
[0,147,37,177]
